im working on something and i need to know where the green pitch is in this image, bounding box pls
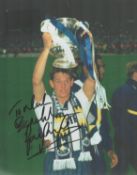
[0,53,136,175]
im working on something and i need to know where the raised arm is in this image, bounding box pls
[83,76,95,101]
[82,31,96,101]
[32,32,52,102]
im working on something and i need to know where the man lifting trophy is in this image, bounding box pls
[32,17,110,175]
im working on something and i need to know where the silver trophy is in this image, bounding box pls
[40,17,89,69]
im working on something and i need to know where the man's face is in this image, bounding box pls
[96,59,105,80]
[50,72,73,102]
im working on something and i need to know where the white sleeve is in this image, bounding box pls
[34,93,53,141]
[75,88,94,117]
[74,80,83,87]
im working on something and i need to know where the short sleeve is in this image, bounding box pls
[33,92,53,142]
[75,88,94,117]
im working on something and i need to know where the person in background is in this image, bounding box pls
[73,53,118,175]
[111,61,137,175]
[32,32,96,175]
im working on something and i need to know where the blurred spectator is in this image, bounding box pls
[111,61,137,175]
[0,21,137,55]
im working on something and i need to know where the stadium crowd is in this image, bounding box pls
[0,22,137,55]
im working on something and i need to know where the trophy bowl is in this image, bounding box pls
[40,17,89,69]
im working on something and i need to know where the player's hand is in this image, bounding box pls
[43,139,52,148]
[108,150,118,168]
[42,32,53,50]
